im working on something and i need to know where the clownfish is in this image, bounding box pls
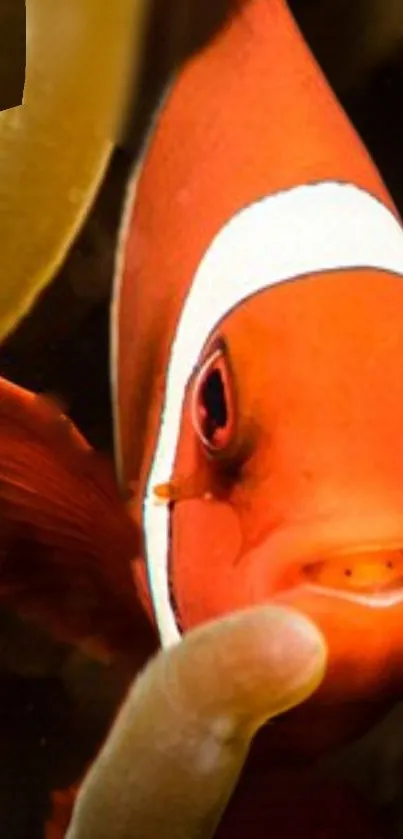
[112,0,403,712]
[1,0,403,762]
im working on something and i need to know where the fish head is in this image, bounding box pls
[146,200,403,707]
[174,274,403,701]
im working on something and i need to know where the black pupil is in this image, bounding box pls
[201,368,227,440]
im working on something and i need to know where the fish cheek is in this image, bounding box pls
[168,407,243,630]
[171,497,243,628]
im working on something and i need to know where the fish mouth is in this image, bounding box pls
[294,547,403,607]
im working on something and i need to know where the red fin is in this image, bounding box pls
[0,377,155,664]
[46,783,81,839]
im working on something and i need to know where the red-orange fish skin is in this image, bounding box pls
[0,377,156,665]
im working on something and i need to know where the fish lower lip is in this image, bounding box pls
[305,583,403,608]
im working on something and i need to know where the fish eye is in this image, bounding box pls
[191,345,236,453]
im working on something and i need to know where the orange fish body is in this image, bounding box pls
[112,0,403,720]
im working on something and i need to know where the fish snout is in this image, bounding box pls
[299,548,403,602]
[252,516,403,607]
[263,543,403,703]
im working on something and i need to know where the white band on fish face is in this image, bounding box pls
[139,181,403,647]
